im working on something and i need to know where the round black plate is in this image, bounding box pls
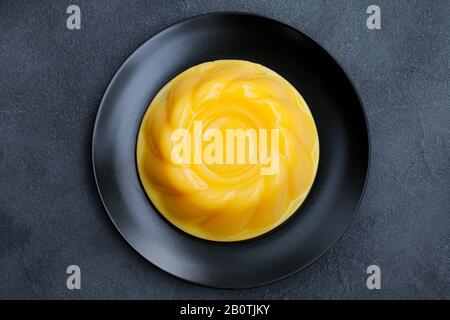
[92,12,369,288]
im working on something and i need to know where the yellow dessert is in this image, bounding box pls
[137,60,319,241]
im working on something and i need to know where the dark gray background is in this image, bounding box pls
[1,0,449,299]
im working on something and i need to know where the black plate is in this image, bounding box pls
[92,12,370,288]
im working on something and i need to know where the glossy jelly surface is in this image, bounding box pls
[137,60,319,241]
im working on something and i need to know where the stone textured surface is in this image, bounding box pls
[0,0,449,299]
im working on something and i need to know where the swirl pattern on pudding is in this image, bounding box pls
[137,60,319,241]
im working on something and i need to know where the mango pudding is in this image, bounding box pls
[136,60,319,241]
